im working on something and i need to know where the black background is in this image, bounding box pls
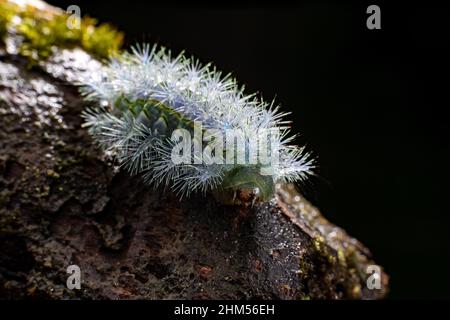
[47,0,450,299]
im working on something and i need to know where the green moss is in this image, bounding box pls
[80,17,123,60]
[0,3,13,41]
[313,235,336,265]
[0,1,123,63]
[0,16,8,41]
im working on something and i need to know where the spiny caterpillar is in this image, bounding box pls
[80,44,315,204]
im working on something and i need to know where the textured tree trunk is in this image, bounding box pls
[0,0,388,300]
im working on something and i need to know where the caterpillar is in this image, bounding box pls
[80,44,315,204]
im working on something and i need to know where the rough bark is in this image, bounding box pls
[0,1,388,300]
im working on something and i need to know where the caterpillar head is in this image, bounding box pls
[214,166,275,206]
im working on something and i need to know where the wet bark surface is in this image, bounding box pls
[0,1,388,300]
